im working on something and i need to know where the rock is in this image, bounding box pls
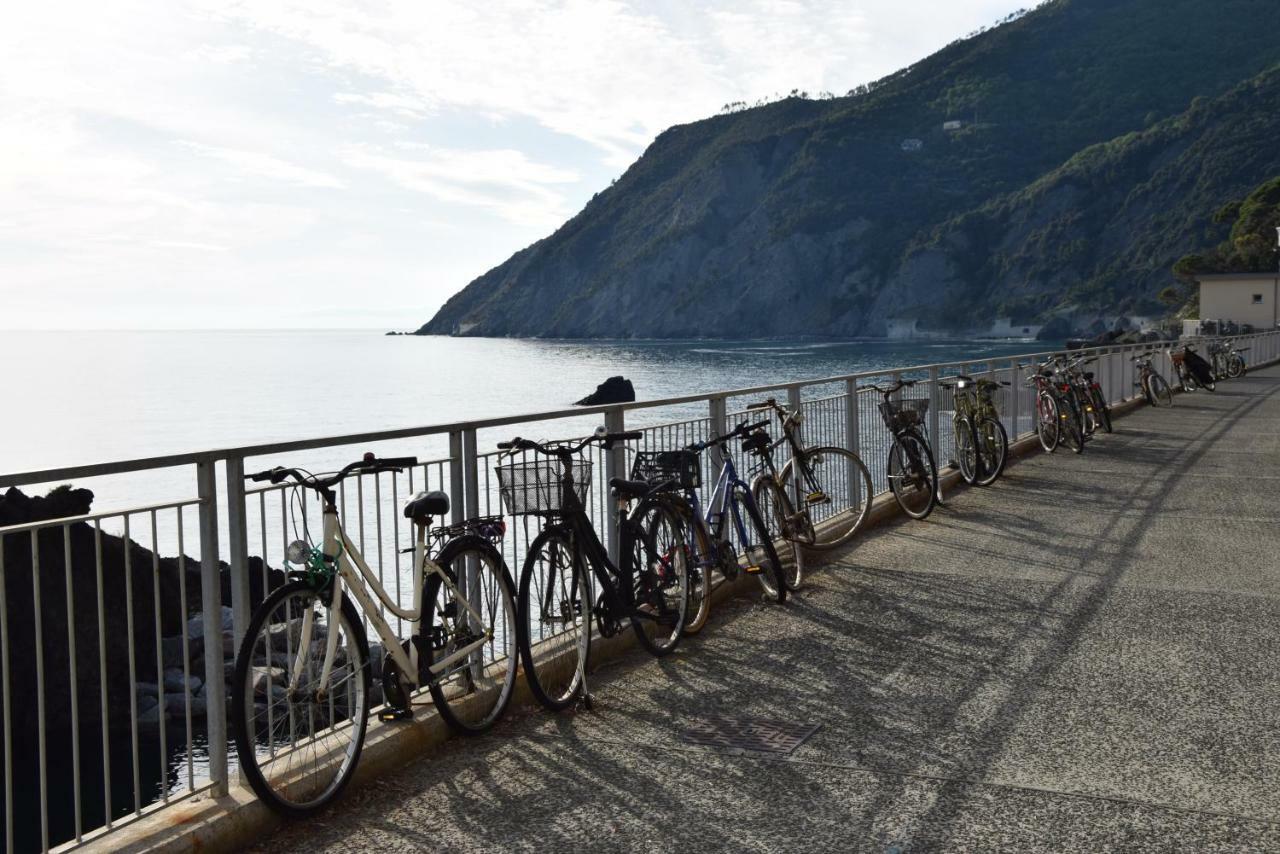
[136,681,160,698]
[575,376,635,406]
[250,666,287,696]
[187,606,234,640]
[162,667,202,694]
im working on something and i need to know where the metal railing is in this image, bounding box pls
[2,329,1278,853]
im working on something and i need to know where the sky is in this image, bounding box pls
[0,0,1019,330]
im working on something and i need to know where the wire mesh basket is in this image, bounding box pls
[495,459,592,516]
[878,398,929,432]
[630,450,701,489]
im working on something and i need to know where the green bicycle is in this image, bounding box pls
[941,374,1010,486]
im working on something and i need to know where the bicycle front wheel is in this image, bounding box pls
[677,504,714,636]
[954,415,980,485]
[1149,374,1173,407]
[974,417,1008,486]
[1227,355,1246,378]
[630,498,689,655]
[779,446,873,551]
[1091,387,1112,433]
[733,485,786,603]
[423,535,518,734]
[751,475,804,591]
[233,580,371,817]
[1036,391,1060,453]
[517,527,592,712]
[888,431,937,520]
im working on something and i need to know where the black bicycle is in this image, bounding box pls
[498,427,689,711]
[869,379,939,520]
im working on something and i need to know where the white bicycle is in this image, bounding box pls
[232,454,517,816]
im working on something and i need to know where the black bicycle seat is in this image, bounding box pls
[404,490,449,521]
[609,477,655,498]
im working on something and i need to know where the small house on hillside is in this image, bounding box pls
[942,120,964,131]
[1195,272,1280,330]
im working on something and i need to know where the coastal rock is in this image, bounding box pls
[575,376,635,405]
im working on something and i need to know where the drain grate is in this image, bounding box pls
[679,715,820,755]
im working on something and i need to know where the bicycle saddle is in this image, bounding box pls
[404,490,450,522]
[609,477,655,498]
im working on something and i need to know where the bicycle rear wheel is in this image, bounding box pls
[1227,355,1246,378]
[233,580,370,817]
[680,509,714,635]
[732,484,786,603]
[517,527,592,712]
[423,535,518,734]
[778,446,873,551]
[751,474,804,592]
[1061,399,1085,454]
[974,417,1008,486]
[888,431,937,519]
[1149,374,1173,406]
[1091,387,1112,433]
[629,498,689,655]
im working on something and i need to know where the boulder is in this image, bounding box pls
[575,376,635,406]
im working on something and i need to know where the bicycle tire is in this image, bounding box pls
[953,414,980,485]
[1091,387,1112,433]
[423,534,518,735]
[1149,374,1173,407]
[888,431,937,520]
[778,446,873,551]
[1062,400,1085,454]
[732,484,786,603]
[750,475,803,592]
[1227,355,1246,378]
[517,527,591,712]
[628,498,689,655]
[233,580,370,817]
[679,504,714,636]
[1036,391,1060,453]
[974,417,1008,486]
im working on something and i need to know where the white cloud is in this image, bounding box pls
[178,141,347,189]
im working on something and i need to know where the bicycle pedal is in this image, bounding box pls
[806,491,830,506]
[378,707,415,722]
[744,564,763,574]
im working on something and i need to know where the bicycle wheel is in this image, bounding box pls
[887,431,937,520]
[422,535,518,734]
[1036,391,1060,453]
[679,508,714,636]
[974,417,1008,486]
[233,580,370,817]
[1227,355,1246,378]
[1091,387,1112,433]
[1149,374,1173,407]
[778,446,873,551]
[1061,399,1085,454]
[732,484,786,603]
[629,498,689,655]
[750,475,804,592]
[517,527,592,712]
[953,415,980,485]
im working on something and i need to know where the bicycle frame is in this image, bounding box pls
[679,451,759,567]
[297,503,491,699]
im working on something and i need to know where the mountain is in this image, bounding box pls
[420,0,1280,339]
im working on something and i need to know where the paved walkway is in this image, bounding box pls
[256,367,1280,853]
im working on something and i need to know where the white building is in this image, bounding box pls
[1195,272,1280,330]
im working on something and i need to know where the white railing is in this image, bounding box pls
[2,329,1278,853]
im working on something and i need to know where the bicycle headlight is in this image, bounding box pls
[286,539,311,565]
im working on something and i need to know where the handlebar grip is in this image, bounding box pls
[246,469,277,482]
[609,431,643,441]
[376,456,418,468]
[747,399,774,409]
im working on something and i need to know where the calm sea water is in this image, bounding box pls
[1,330,1060,508]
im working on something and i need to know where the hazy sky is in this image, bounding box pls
[1,1,1018,330]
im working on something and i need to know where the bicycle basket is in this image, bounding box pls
[630,450,701,490]
[495,460,591,516]
[878,398,929,431]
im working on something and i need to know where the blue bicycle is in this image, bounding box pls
[632,418,786,634]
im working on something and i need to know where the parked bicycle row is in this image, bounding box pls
[227,342,1250,816]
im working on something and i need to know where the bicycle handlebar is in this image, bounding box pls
[496,429,643,457]
[245,453,419,490]
[686,419,771,452]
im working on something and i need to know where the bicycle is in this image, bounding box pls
[232,454,518,816]
[633,420,789,634]
[1062,355,1110,435]
[1173,344,1216,392]
[746,397,874,556]
[497,427,690,712]
[1023,359,1084,454]
[1223,340,1249,378]
[940,375,1010,486]
[1134,352,1173,406]
[868,379,939,519]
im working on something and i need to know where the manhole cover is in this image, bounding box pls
[679,716,820,755]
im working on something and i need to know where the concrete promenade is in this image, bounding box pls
[254,367,1280,852]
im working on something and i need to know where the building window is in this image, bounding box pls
[1253,293,1264,304]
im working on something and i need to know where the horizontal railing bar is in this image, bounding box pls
[0,498,202,535]
[0,334,1262,484]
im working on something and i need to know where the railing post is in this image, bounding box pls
[926,367,941,463]
[1009,360,1020,439]
[196,460,228,796]
[461,428,482,679]
[785,386,806,575]
[448,430,464,526]
[844,378,861,508]
[224,456,250,651]
[604,408,625,564]
[708,396,728,478]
